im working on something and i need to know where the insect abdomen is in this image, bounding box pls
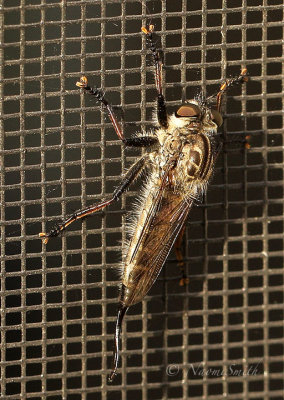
[120,180,193,307]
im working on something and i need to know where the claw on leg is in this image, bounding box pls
[179,274,190,287]
[39,232,49,244]
[39,226,63,244]
[216,68,249,112]
[241,68,249,81]
[76,75,88,88]
[141,24,154,35]
[245,135,251,149]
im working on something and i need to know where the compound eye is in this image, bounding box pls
[211,109,223,127]
[175,103,201,118]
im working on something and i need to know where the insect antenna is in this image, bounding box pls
[108,304,129,382]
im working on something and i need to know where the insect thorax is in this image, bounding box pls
[155,126,216,194]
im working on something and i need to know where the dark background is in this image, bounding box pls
[1,0,283,399]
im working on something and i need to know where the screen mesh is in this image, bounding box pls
[1,0,283,399]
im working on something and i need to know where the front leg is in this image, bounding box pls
[215,68,248,112]
[142,25,168,129]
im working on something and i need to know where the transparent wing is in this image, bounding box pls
[124,175,194,305]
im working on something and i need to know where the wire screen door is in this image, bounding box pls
[1,0,283,399]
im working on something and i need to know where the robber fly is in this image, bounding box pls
[39,25,248,382]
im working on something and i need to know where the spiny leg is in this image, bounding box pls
[77,76,159,148]
[216,68,248,112]
[174,224,189,286]
[39,155,147,244]
[221,134,251,151]
[211,68,249,148]
[108,304,129,383]
[123,136,158,147]
[142,25,168,129]
[76,76,125,141]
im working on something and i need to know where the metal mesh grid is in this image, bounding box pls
[1,0,283,399]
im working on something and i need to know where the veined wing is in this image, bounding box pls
[123,175,194,306]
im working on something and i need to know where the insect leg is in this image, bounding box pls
[76,76,125,141]
[123,136,158,147]
[174,224,190,286]
[216,68,248,112]
[142,25,168,129]
[39,156,147,244]
[108,304,129,383]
